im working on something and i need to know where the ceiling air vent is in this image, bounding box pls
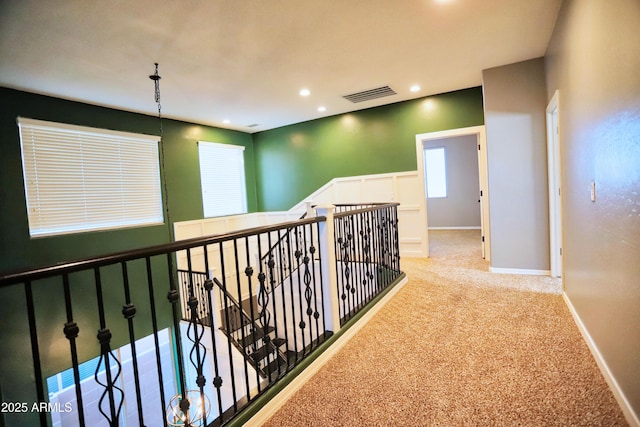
[245,124,260,128]
[343,85,397,103]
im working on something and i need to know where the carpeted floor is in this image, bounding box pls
[261,230,627,426]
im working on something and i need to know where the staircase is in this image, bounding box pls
[219,292,293,380]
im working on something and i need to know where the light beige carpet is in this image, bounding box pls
[261,230,627,426]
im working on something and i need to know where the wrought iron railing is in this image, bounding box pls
[333,204,401,324]
[0,203,402,427]
[258,212,309,296]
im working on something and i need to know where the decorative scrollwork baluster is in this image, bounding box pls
[302,248,313,336]
[184,282,209,426]
[95,328,124,425]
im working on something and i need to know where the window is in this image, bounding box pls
[198,141,247,217]
[18,118,163,237]
[424,147,447,198]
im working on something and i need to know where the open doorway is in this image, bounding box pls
[415,126,490,261]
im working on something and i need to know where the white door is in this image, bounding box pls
[547,91,563,278]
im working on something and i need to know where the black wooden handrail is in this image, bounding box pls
[333,202,400,219]
[0,216,326,287]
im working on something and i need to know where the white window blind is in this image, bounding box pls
[18,118,164,237]
[198,141,247,218]
[424,147,447,198]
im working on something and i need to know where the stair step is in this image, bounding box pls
[265,354,288,376]
[249,345,273,362]
[272,338,286,348]
[240,326,275,347]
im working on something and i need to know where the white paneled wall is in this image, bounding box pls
[173,170,428,274]
[290,171,428,258]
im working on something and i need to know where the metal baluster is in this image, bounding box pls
[93,268,124,426]
[185,248,209,427]
[392,205,401,274]
[344,215,353,319]
[218,242,239,414]
[354,212,369,307]
[24,281,47,427]
[309,223,323,343]
[202,245,225,424]
[257,232,278,387]
[143,256,168,425]
[284,229,299,363]
[301,224,315,353]
[232,240,252,401]
[335,217,345,322]
[243,235,263,392]
[274,229,291,372]
[60,274,86,426]
[166,254,189,420]
[362,211,373,302]
[383,207,392,286]
[267,231,286,377]
[341,216,353,320]
[374,208,384,292]
[294,226,308,355]
[348,215,357,313]
[120,261,145,426]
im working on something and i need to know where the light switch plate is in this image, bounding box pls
[590,182,596,202]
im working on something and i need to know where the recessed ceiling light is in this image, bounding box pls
[299,88,311,97]
[318,106,326,112]
[410,85,421,92]
[223,119,230,124]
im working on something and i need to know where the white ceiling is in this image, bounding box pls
[0,0,562,133]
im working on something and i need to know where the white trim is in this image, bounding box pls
[415,125,490,261]
[546,90,563,279]
[489,267,550,276]
[428,226,481,230]
[288,170,428,258]
[243,275,409,426]
[197,140,245,151]
[18,117,159,141]
[562,293,640,427]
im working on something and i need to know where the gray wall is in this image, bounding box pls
[545,0,640,420]
[424,135,481,228]
[483,58,550,271]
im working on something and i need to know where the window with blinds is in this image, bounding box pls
[18,118,164,237]
[198,141,247,218]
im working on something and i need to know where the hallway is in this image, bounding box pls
[260,230,625,426]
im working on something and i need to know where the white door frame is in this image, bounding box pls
[546,90,563,278]
[415,126,491,261]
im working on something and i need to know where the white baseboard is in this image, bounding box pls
[562,292,640,427]
[428,226,481,230]
[243,276,409,426]
[489,267,550,275]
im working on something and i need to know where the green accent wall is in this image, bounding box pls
[0,87,257,275]
[252,87,484,211]
[0,87,257,422]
